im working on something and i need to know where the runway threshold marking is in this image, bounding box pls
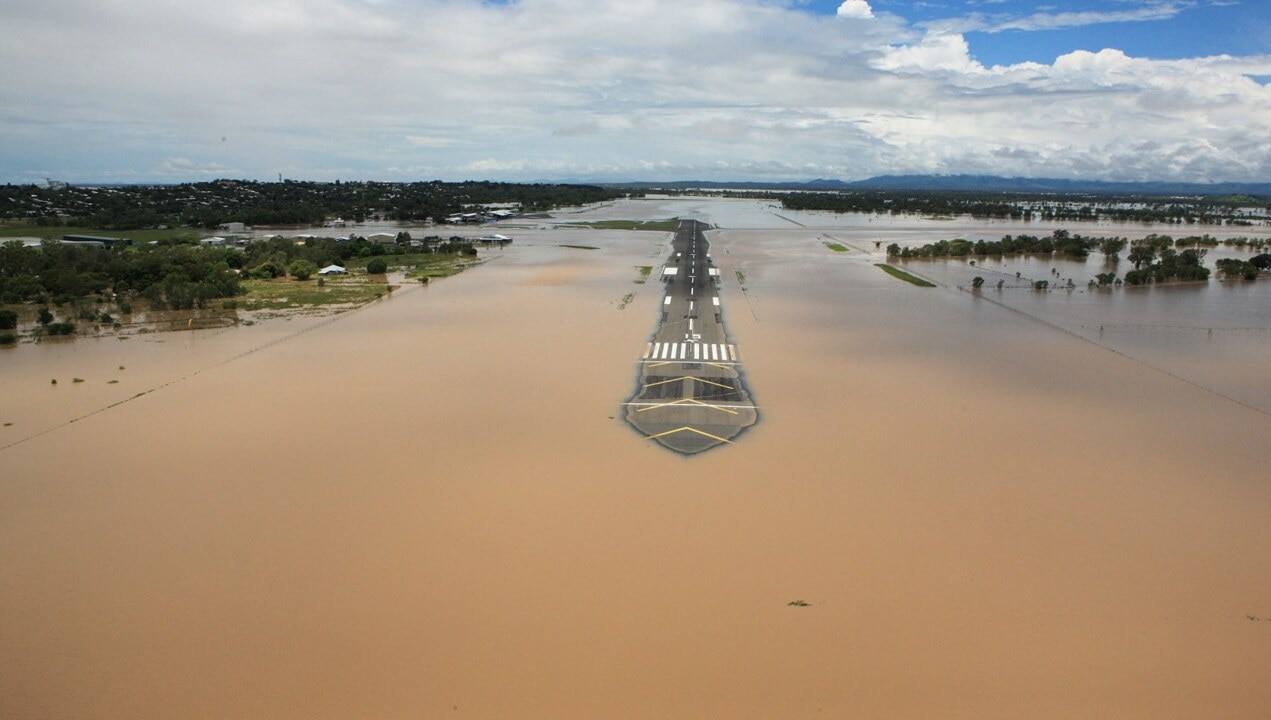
[634,398,740,415]
[645,426,733,444]
[642,376,688,388]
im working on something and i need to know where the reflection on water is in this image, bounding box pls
[2,198,1270,719]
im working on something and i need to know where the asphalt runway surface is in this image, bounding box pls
[624,219,758,454]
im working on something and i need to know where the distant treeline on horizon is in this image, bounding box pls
[607,174,1271,197]
[3,175,1269,232]
[1,180,627,230]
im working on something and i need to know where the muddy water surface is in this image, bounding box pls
[2,199,1270,718]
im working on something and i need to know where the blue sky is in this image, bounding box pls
[1,0,1269,184]
[819,0,1271,62]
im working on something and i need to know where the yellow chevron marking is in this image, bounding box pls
[646,426,733,444]
[635,398,739,415]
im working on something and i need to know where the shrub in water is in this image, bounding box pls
[45,322,76,336]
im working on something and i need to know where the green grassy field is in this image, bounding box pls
[0,223,202,244]
[563,218,680,232]
[242,254,475,309]
[349,252,478,280]
[875,264,936,287]
[240,277,393,310]
[824,242,848,253]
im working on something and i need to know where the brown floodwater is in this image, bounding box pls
[2,199,1270,718]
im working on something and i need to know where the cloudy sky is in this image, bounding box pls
[1,0,1269,184]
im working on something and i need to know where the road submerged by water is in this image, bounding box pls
[624,219,758,454]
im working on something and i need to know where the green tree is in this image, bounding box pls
[1099,237,1127,261]
[37,307,53,325]
[1216,258,1259,280]
[288,259,318,281]
[1128,245,1156,269]
[971,276,984,289]
[0,309,16,330]
[365,257,388,274]
[45,322,76,336]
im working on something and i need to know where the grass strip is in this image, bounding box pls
[562,218,680,232]
[875,264,936,287]
[393,253,476,280]
[824,242,848,253]
[0,224,202,244]
[241,277,391,310]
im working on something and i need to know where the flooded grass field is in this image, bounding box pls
[2,197,1270,718]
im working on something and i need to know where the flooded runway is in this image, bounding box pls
[625,219,757,454]
[2,198,1270,718]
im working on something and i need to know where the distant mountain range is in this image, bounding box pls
[606,175,1271,197]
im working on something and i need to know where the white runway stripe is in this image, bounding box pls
[642,341,742,363]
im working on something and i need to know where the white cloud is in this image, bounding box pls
[988,3,1188,33]
[836,0,874,20]
[874,33,984,74]
[0,0,1268,183]
[925,1,1190,34]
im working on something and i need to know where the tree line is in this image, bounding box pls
[886,230,1122,260]
[889,230,1271,287]
[773,190,1269,225]
[0,234,475,311]
[1,180,626,230]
